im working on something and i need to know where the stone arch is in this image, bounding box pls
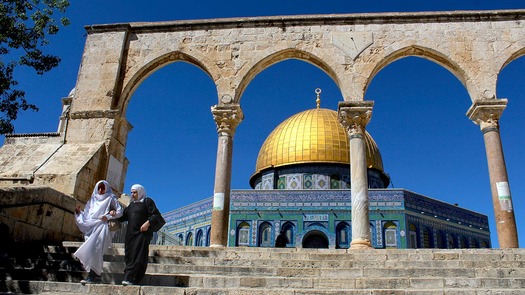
[363,45,472,101]
[234,48,342,104]
[118,50,219,114]
[501,47,525,69]
[498,47,525,93]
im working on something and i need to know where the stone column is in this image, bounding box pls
[467,99,519,248]
[338,101,374,249]
[210,103,243,247]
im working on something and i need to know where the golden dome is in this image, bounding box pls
[253,108,384,176]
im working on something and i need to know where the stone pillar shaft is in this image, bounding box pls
[338,101,374,249]
[210,104,243,247]
[467,99,518,248]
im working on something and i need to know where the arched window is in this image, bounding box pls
[422,227,434,248]
[408,223,418,248]
[436,231,446,249]
[177,234,184,246]
[336,222,350,249]
[186,232,193,246]
[206,227,211,247]
[447,234,456,249]
[383,222,398,249]
[281,222,295,246]
[459,236,469,248]
[195,229,204,247]
[469,238,479,248]
[237,222,251,246]
[258,222,273,247]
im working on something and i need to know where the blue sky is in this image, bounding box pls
[2,1,524,248]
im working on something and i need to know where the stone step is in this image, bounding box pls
[5,281,525,295]
[100,249,525,268]
[98,246,525,265]
[21,268,525,290]
[4,243,525,294]
[98,261,525,279]
[65,241,525,262]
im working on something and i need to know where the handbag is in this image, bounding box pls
[149,214,166,232]
[108,219,121,232]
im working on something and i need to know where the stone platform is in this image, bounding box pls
[1,242,524,294]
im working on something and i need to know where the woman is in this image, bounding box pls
[119,184,163,286]
[74,180,123,284]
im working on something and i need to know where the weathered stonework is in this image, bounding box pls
[0,186,80,243]
[71,10,525,203]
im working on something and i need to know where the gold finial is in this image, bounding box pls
[315,88,321,109]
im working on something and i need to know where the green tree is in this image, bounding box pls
[0,0,70,134]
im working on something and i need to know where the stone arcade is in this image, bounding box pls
[0,10,521,248]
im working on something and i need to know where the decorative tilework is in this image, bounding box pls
[316,175,329,189]
[165,188,491,249]
[277,177,286,189]
[262,173,274,189]
[304,174,313,189]
[287,174,302,190]
[251,220,258,245]
[375,220,383,246]
[330,177,340,189]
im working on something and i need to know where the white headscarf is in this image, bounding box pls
[131,184,147,203]
[93,180,113,201]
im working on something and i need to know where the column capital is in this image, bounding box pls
[211,104,244,137]
[467,99,507,131]
[338,101,374,135]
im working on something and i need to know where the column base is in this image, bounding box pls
[209,244,226,248]
[350,238,372,249]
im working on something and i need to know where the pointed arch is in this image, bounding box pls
[364,45,470,101]
[500,47,525,72]
[195,229,204,247]
[237,221,251,246]
[119,50,219,114]
[281,221,295,247]
[258,222,273,247]
[185,232,194,246]
[336,221,351,249]
[234,48,341,103]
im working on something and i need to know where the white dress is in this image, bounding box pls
[74,181,123,276]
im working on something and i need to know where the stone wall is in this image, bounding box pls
[0,186,82,244]
[0,134,109,203]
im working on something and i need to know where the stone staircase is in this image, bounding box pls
[1,242,525,294]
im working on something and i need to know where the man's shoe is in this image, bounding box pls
[122,280,134,286]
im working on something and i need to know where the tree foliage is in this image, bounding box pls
[0,0,70,134]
